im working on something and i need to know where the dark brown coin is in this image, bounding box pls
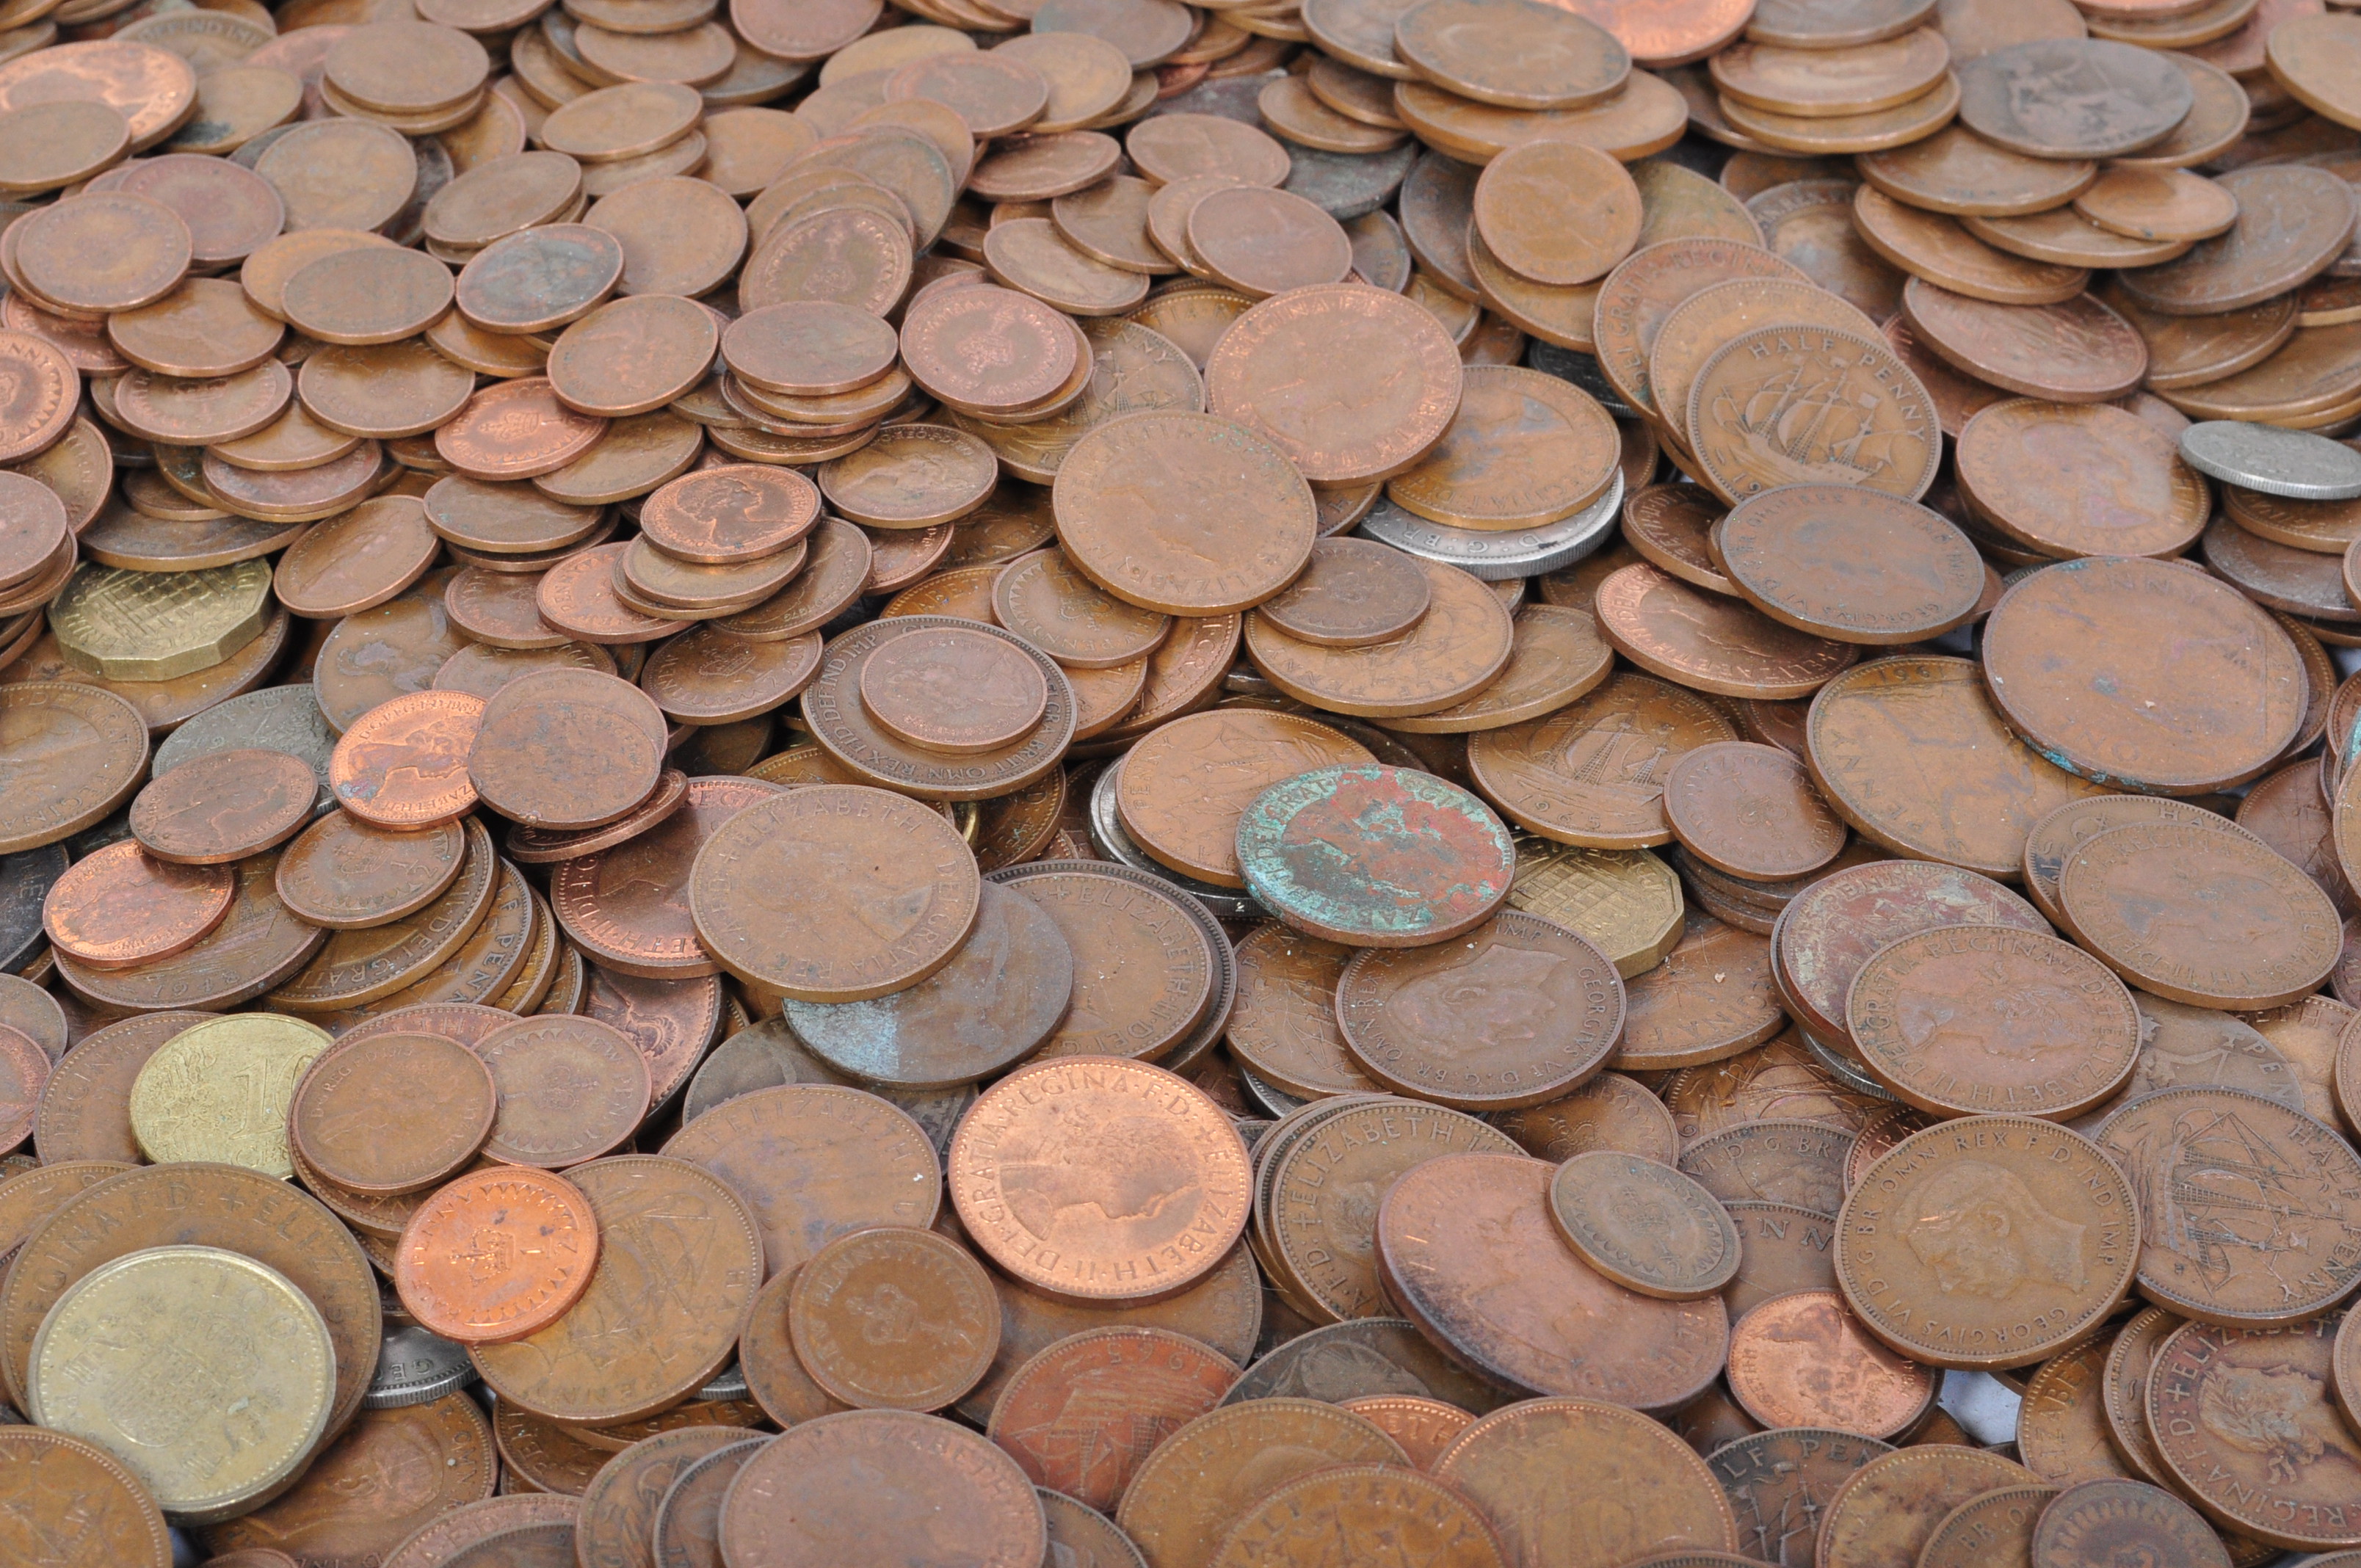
[125,747,312,865]
[2031,1478,2231,1568]
[275,811,467,932]
[470,1155,763,1425]
[573,1426,749,1568]
[2117,166,2359,317]
[985,1326,1236,1511]
[1493,1071,1679,1164]
[0,1427,172,1568]
[787,1226,998,1412]
[552,775,783,980]
[1333,910,1622,1110]
[2147,1314,2361,1552]
[1595,564,1859,701]
[1378,1153,1726,1409]
[649,1437,764,1568]
[1435,1398,1738,1563]
[1254,537,1432,647]
[290,1031,496,1194]
[1663,742,1848,881]
[474,1015,650,1169]
[33,1013,208,1167]
[1705,1427,1893,1568]
[1678,1119,1854,1215]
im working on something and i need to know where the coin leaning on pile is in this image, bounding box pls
[4,0,2361,1562]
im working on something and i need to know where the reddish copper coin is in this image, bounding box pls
[638,464,822,565]
[987,1326,1238,1511]
[474,1014,652,1169]
[552,775,783,979]
[290,1031,498,1194]
[1664,741,1849,879]
[40,840,231,970]
[1724,1288,1937,1437]
[329,690,485,827]
[857,625,1048,754]
[1713,483,1987,645]
[275,811,468,932]
[436,378,609,481]
[126,747,313,865]
[468,667,667,830]
[394,1164,601,1344]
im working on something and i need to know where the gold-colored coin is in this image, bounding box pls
[1504,836,1685,979]
[26,1245,335,1526]
[48,559,272,680]
[126,1012,332,1178]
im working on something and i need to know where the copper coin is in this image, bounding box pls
[2031,1478,2231,1568]
[393,1164,599,1344]
[1703,1429,1893,1568]
[125,746,313,868]
[1434,1396,1738,1559]
[0,1427,171,1568]
[291,1031,496,1195]
[1956,400,2206,558]
[1203,281,1464,487]
[1713,484,1986,645]
[722,1409,1044,1568]
[1389,365,1620,531]
[639,465,820,565]
[1379,1153,1727,1408]
[1685,324,1939,504]
[990,548,1171,669]
[2016,1335,2133,1489]
[2068,812,2342,1010]
[40,840,231,971]
[1118,1399,1409,1564]
[437,379,609,481]
[2147,1314,2361,1551]
[274,810,466,932]
[453,224,624,337]
[1115,709,1371,887]
[51,846,329,1014]
[897,282,1077,413]
[12,192,190,315]
[537,543,689,645]
[1333,910,1622,1109]
[1595,563,1858,701]
[1814,1445,2041,1568]
[2117,165,2357,317]
[1838,1114,2136,1368]
[783,1226,998,1412]
[851,624,1046,754]
[280,247,457,348]
[1222,924,1379,1097]
[1805,655,2107,878]
[1661,741,1849,882]
[1723,1288,1935,1437]
[1255,537,1432,647]
[982,860,1219,1063]
[1650,279,1880,448]
[1663,1032,1892,1147]
[1846,923,2141,1119]
[949,1053,1247,1302]
[1472,137,1639,286]
[985,1326,1236,1510]
[468,667,665,831]
[327,689,485,828]
[550,775,779,979]
[572,1427,749,1568]
[1205,1466,1503,1567]
[1237,763,1515,947]
[1679,1118,1852,1219]
[1547,1147,1743,1301]
[471,1155,761,1423]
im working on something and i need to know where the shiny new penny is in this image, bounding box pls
[1838,1115,2136,1368]
[1714,484,1987,644]
[2147,1314,2361,1552]
[1846,924,2140,1118]
[1549,1150,1741,1299]
[275,812,467,931]
[950,1056,1247,1303]
[787,1226,998,1412]
[40,841,231,970]
[638,464,821,564]
[1663,742,1848,879]
[394,1165,598,1344]
[986,1326,1238,1509]
[290,1031,496,1194]
[1336,910,1623,1109]
[328,690,485,827]
[1238,763,1515,947]
[468,667,665,830]
[1724,1288,1936,1436]
[1379,1153,1727,1408]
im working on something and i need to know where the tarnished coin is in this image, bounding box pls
[290,1031,496,1195]
[126,746,312,866]
[475,1015,650,1169]
[1705,1428,1893,1568]
[1208,1466,1503,1567]
[987,1326,1238,1509]
[2147,1313,2361,1552]
[2031,1478,2233,1568]
[1713,484,1986,644]
[1724,1288,1935,1437]
[1432,1397,1739,1562]
[128,1013,330,1179]
[275,811,467,931]
[1379,1153,1728,1408]
[1956,400,2208,558]
[1664,743,1848,880]
[468,667,664,830]
[1686,325,1939,504]
[1838,1114,2136,1368]
[724,1410,1045,1568]
[1954,39,2192,157]
[1255,537,1432,647]
[1388,365,1621,531]
[1336,910,1623,1109]
[1117,1399,1409,1566]
[1237,763,1515,946]
[787,1226,998,1411]
[1816,1445,2040,1568]
[639,464,821,564]
[2183,418,2361,501]
[1115,709,1371,887]
[1549,1150,1742,1300]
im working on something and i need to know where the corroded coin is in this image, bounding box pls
[1388,365,1620,531]
[1838,1114,2136,1368]
[1236,763,1515,946]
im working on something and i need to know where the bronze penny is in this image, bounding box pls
[1336,910,1623,1110]
[1117,709,1371,887]
[2101,1307,2186,1489]
[1724,1200,1845,1323]
[785,1226,997,1411]
[468,667,665,830]
[12,192,191,314]
[394,1162,598,1345]
[275,811,466,931]
[1255,536,1432,647]
[327,689,484,828]
[280,247,457,348]
[1663,742,1849,881]
[273,495,441,620]
[1389,365,1620,531]
[537,543,689,645]
[1592,236,1812,418]
[1985,558,2302,793]
[32,1013,208,1166]
[979,860,1216,1063]
[1118,1399,1408,1565]
[265,816,498,1014]
[1495,1070,1680,1164]
[1614,912,1788,1075]
[1246,553,1515,719]
[2017,1336,2134,1489]
[290,1031,496,1195]
[1723,1288,1934,1437]
[2219,515,2361,622]
[454,224,625,338]
[1712,484,1984,645]
[992,548,1172,669]
[1467,670,1736,848]
[1851,185,2090,306]
[1435,1396,1738,1559]
[1804,656,2107,878]
[723,1410,1044,1567]
[0,1426,172,1568]
[782,881,1070,1089]
[2117,166,2357,317]
[1846,923,2141,1118]
[1551,1147,1744,1301]
[857,624,1048,753]
[2147,1314,2361,1551]
[1686,324,1940,504]
[490,1404,606,1497]
[471,1155,763,1423]
[573,1426,750,1568]
[437,378,609,482]
[645,1437,764,1567]
[1379,1153,1727,1408]
[474,1015,650,1169]
[40,840,231,971]
[53,848,328,1014]
[985,1326,1237,1511]
[639,465,819,565]
[800,614,1073,800]
[1207,1466,1503,1567]
[1816,1445,2042,1568]
[1223,923,1381,1097]
[639,627,823,727]
[552,775,784,979]
[1650,280,1880,449]
[1956,400,2207,558]
[380,1498,581,1568]
[1596,563,1858,700]
[424,476,603,558]
[2030,1478,2231,1568]
[126,747,313,867]
[1704,1429,1893,1568]
[1915,1485,2059,1568]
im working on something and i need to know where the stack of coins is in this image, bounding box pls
[10,0,2361,1564]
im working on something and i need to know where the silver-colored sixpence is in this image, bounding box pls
[1357,474,1622,580]
[363,1325,479,1409]
[2179,421,2361,501]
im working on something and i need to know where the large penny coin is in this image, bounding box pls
[1114,709,1371,887]
[987,1326,1237,1509]
[1686,326,1939,504]
[1335,910,1623,1109]
[468,668,666,830]
[1208,1466,1504,1567]
[0,1428,171,1568]
[949,1056,1249,1302]
[1838,1115,2136,1368]
[1956,399,2208,558]
[1468,671,1738,849]
[0,684,148,854]
[722,1410,1045,1567]
[290,1031,496,1194]
[687,783,980,1001]
[1703,1428,1893,1568]
[1117,1400,1409,1567]
[1377,1153,1728,1409]
[977,860,1217,1063]
[2147,1313,2361,1551]
[1954,40,2194,157]
[1713,484,1985,645]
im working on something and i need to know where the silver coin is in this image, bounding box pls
[152,683,338,812]
[2180,419,2361,501]
[699,1362,749,1401]
[1085,759,1267,919]
[1796,1024,1898,1102]
[1283,142,1418,221]
[363,1326,477,1409]
[1357,473,1621,579]
[1238,1065,1305,1119]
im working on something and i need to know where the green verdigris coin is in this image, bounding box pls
[1234,763,1514,948]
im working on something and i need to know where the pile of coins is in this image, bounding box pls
[9,0,2361,1564]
